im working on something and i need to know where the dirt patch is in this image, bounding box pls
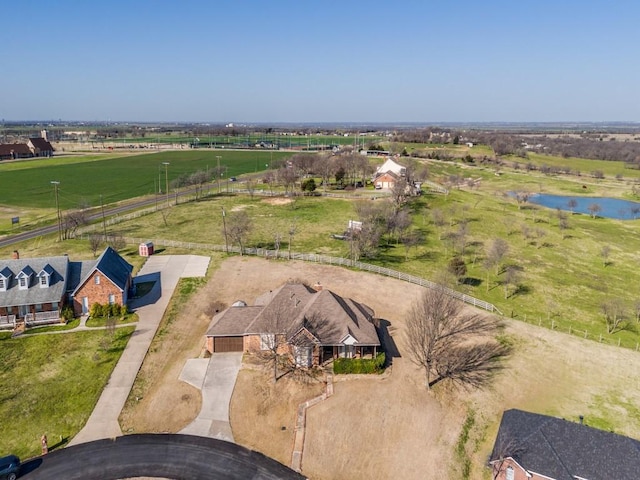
[261,197,293,206]
[123,255,640,480]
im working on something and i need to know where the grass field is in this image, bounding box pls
[0,327,134,459]
[0,150,293,210]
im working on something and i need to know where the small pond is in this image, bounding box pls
[528,194,640,219]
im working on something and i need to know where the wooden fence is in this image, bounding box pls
[80,234,500,314]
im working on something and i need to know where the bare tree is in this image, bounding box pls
[286,221,297,260]
[567,198,578,214]
[277,167,299,194]
[601,298,627,333]
[89,234,102,257]
[514,191,531,210]
[245,179,257,199]
[588,203,602,218]
[401,230,423,260]
[62,210,87,239]
[262,171,277,195]
[490,436,525,480]
[226,210,252,255]
[405,286,510,390]
[483,238,509,292]
[503,265,522,299]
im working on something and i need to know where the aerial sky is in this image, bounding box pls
[2,0,639,123]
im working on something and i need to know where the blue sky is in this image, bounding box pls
[1,0,639,123]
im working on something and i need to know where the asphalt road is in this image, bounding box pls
[19,434,306,480]
[0,187,203,249]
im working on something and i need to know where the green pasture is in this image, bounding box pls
[84,161,640,350]
[0,150,292,210]
[0,327,134,459]
[505,152,640,180]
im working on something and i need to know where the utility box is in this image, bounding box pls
[139,242,154,257]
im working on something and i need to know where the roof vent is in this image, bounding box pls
[12,250,19,259]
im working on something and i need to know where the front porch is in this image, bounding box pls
[319,345,378,364]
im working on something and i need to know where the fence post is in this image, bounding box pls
[551,320,555,330]
[599,334,603,343]
[569,325,572,335]
[584,330,587,339]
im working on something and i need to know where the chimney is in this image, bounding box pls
[313,281,323,291]
[12,250,19,260]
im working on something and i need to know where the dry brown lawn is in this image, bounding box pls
[122,255,640,480]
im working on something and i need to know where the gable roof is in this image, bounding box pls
[0,143,32,156]
[28,137,54,151]
[72,247,132,295]
[490,409,640,480]
[207,283,379,347]
[0,255,69,307]
[376,158,406,176]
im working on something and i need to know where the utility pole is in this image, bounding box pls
[100,194,107,242]
[216,155,222,193]
[162,162,170,207]
[51,181,62,241]
[221,207,229,253]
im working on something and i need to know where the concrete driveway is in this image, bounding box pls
[180,352,243,442]
[70,254,210,446]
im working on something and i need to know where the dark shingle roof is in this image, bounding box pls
[72,247,132,294]
[28,137,54,151]
[490,409,640,480]
[0,255,69,307]
[0,143,32,156]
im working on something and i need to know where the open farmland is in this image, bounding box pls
[0,150,292,209]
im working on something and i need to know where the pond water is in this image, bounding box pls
[528,194,640,219]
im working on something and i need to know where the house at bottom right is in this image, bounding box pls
[489,409,640,480]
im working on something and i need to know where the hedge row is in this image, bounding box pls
[89,303,128,319]
[333,353,386,374]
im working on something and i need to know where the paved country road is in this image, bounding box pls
[0,187,203,249]
[19,434,306,480]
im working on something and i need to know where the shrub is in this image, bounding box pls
[61,305,75,322]
[333,352,386,374]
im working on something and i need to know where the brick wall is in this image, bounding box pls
[73,271,124,315]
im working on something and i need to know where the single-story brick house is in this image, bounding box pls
[71,246,133,315]
[0,247,133,329]
[373,171,400,190]
[0,143,33,160]
[206,282,380,367]
[489,409,640,480]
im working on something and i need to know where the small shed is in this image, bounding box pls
[139,242,154,257]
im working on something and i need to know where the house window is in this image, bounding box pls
[505,466,514,480]
[260,334,275,350]
[108,294,115,305]
[35,303,43,312]
[338,345,355,358]
[7,306,13,314]
[19,277,27,289]
[95,275,100,285]
[0,278,4,290]
[40,276,48,287]
[50,303,58,311]
[294,346,313,368]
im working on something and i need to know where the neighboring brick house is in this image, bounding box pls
[27,137,55,157]
[372,157,406,190]
[373,171,400,190]
[0,143,33,160]
[489,409,640,480]
[206,282,380,367]
[71,246,133,315]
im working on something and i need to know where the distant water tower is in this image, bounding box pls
[41,129,48,141]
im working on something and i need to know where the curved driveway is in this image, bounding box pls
[20,434,304,480]
[70,255,210,445]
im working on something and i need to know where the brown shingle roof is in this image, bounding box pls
[206,306,263,336]
[0,143,32,156]
[29,137,54,151]
[206,283,380,347]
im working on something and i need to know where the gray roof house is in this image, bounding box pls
[0,247,133,328]
[0,254,70,328]
[489,409,640,480]
[206,283,380,366]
